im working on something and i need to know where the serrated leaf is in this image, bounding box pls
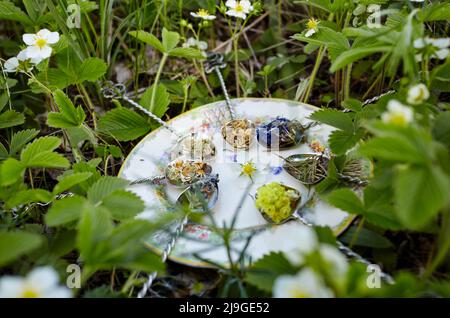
[0,158,25,186]
[6,189,52,208]
[0,110,25,129]
[77,204,113,262]
[98,107,151,141]
[0,142,7,160]
[53,172,92,194]
[0,1,33,25]
[46,196,85,227]
[394,166,450,230]
[48,90,86,128]
[102,190,145,221]
[309,108,354,132]
[9,129,39,156]
[78,58,108,82]
[325,188,365,215]
[0,231,43,266]
[331,46,391,72]
[20,136,69,168]
[329,129,362,155]
[87,176,129,204]
[245,252,297,292]
[162,28,180,52]
[129,30,164,52]
[139,84,170,117]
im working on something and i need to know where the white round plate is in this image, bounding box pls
[119,98,355,267]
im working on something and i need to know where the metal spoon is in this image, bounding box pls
[205,52,255,150]
[102,81,216,161]
[136,174,219,298]
[255,182,394,284]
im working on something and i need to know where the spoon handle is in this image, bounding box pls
[205,52,235,120]
[294,213,394,284]
[137,214,189,298]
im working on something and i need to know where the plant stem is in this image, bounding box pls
[150,53,168,112]
[78,84,97,130]
[303,45,325,103]
[233,36,240,98]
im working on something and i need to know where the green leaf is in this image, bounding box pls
[0,110,25,129]
[9,129,39,156]
[358,135,426,164]
[431,61,450,92]
[394,166,450,230]
[331,46,391,72]
[87,176,129,204]
[169,47,205,60]
[340,227,393,249]
[48,90,86,128]
[129,30,164,52]
[46,196,85,227]
[0,142,7,160]
[0,1,33,25]
[309,108,354,132]
[77,204,113,262]
[342,98,363,112]
[329,129,363,155]
[0,158,25,186]
[20,136,69,168]
[78,58,108,82]
[325,188,365,215]
[53,172,93,194]
[98,107,151,141]
[6,189,52,208]
[433,112,450,147]
[162,28,180,52]
[102,190,145,221]
[0,231,43,266]
[139,84,170,116]
[245,252,297,292]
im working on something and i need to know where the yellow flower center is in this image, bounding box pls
[290,288,310,298]
[36,38,47,49]
[197,9,209,17]
[388,113,408,126]
[307,18,319,30]
[235,3,244,12]
[241,162,257,178]
[21,287,40,298]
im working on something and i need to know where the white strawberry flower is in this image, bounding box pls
[414,37,450,61]
[225,0,253,19]
[382,100,414,126]
[23,29,60,61]
[318,244,349,277]
[407,83,430,105]
[190,9,216,20]
[0,266,71,298]
[4,49,41,73]
[305,18,319,37]
[283,225,318,265]
[273,268,334,298]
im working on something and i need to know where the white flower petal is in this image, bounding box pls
[305,29,316,37]
[37,28,51,39]
[4,57,19,72]
[430,38,450,48]
[241,0,253,12]
[26,266,59,292]
[407,83,429,105]
[24,46,41,59]
[413,38,426,49]
[17,49,28,61]
[46,32,60,44]
[0,277,25,298]
[319,244,349,277]
[284,225,318,265]
[43,286,72,298]
[23,34,36,45]
[273,268,334,298]
[39,46,53,59]
[435,48,449,60]
[225,0,237,8]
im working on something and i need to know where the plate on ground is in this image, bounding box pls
[119,98,355,267]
